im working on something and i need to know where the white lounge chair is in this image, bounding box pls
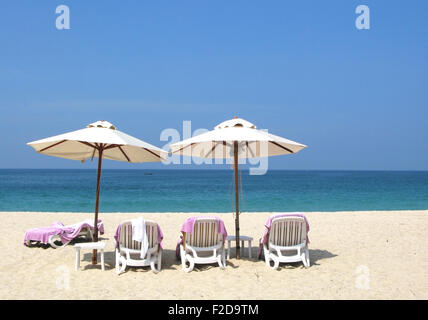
[115,220,162,275]
[47,222,94,248]
[263,216,310,269]
[179,217,226,273]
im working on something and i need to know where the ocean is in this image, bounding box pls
[0,169,427,212]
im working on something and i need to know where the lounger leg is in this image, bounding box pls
[304,248,310,268]
[49,235,59,249]
[217,254,224,269]
[183,254,194,273]
[101,249,105,271]
[116,249,127,275]
[119,257,127,274]
[157,249,162,271]
[227,240,231,260]
[75,248,80,271]
[270,253,280,270]
[180,247,194,273]
[248,240,252,259]
[263,245,270,267]
[115,249,120,274]
[150,257,158,274]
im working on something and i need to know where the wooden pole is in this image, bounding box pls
[91,146,103,264]
[234,141,241,259]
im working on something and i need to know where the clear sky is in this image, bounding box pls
[0,1,427,170]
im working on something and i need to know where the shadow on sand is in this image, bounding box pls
[248,246,338,270]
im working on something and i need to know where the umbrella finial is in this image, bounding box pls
[215,117,257,129]
[88,121,117,130]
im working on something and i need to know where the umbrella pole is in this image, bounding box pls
[91,147,103,264]
[234,141,241,259]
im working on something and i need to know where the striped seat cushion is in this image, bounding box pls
[119,221,158,250]
[269,217,306,247]
[186,219,220,248]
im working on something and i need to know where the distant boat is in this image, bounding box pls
[144,172,153,175]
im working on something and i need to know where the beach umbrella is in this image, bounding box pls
[170,117,306,259]
[27,120,167,264]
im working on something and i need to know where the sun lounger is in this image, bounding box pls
[258,214,310,269]
[24,219,104,248]
[114,219,163,275]
[177,216,227,272]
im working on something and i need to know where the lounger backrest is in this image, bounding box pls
[269,217,307,247]
[186,218,221,248]
[119,220,158,250]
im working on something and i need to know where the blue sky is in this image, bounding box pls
[0,1,427,170]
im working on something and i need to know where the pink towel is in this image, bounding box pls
[24,219,104,246]
[257,213,310,258]
[175,216,228,258]
[60,219,104,244]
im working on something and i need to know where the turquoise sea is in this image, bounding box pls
[0,169,427,212]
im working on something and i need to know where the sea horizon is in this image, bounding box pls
[2,168,428,172]
[1,169,427,213]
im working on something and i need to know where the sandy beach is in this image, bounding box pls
[1,210,427,300]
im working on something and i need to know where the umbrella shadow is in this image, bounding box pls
[80,251,114,271]
[224,246,261,263]
[80,248,179,272]
[162,249,236,271]
[170,249,239,271]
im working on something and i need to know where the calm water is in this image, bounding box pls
[0,169,427,212]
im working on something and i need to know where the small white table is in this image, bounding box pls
[226,235,253,259]
[74,242,106,271]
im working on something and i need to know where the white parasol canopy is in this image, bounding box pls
[170,117,307,259]
[27,120,167,264]
[27,120,167,163]
[170,117,306,159]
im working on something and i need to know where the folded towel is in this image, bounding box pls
[132,217,149,259]
[114,222,164,251]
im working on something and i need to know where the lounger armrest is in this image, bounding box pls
[270,241,307,257]
[120,244,159,260]
[184,244,198,257]
[187,242,223,252]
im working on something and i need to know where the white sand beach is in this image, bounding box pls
[1,210,427,300]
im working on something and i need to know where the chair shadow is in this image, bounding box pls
[309,249,338,265]
[25,242,52,250]
[25,236,110,250]
[249,247,338,270]
[161,249,239,272]
[164,249,238,271]
[80,248,180,272]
